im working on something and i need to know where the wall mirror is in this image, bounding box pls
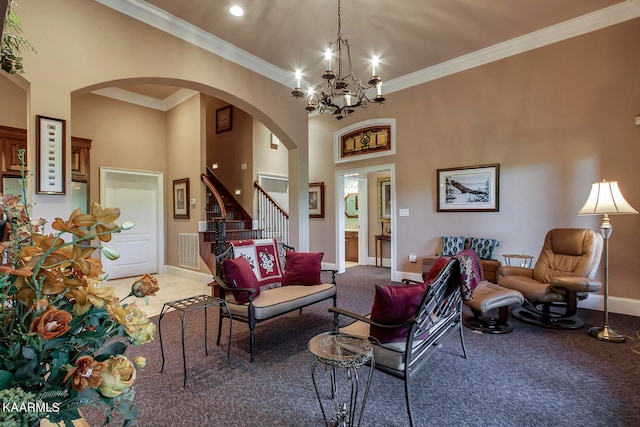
[345,193,358,218]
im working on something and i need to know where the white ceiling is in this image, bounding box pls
[95,0,640,110]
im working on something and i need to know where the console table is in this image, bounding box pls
[374,234,390,267]
[158,294,232,388]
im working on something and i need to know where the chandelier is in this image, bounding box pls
[291,0,385,120]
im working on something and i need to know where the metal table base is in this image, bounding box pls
[158,294,232,388]
[309,332,375,427]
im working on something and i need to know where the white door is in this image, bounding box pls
[100,167,164,279]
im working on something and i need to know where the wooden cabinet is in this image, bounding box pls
[71,137,91,182]
[345,231,358,262]
[0,125,27,174]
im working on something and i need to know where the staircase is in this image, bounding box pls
[199,167,289,275]
[199,168,261,273]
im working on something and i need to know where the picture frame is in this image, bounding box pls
[378,177,391,222]
[437,164,500,212]
[36,115,66,195]
[309,182,325,218]
[173,178,190,219]
[216,105,232,133]
[334,118,396,164]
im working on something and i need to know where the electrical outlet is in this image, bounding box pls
[635,115,640,126]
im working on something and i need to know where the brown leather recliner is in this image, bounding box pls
[498,228,603,329]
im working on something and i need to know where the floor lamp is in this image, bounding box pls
[578,180,638,342]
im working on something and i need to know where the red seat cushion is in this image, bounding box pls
[224,256,260,304]
[282,251,324,285]
[369,281,430,343]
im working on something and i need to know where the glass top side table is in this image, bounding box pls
[309,332,375,427]
[158,294,232,388]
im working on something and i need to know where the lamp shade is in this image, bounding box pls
[578,181,638,216]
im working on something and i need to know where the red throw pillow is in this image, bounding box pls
[282,251,324,286]
[369,281,430,343]
[424,256,450,283]
[224,256,260,304]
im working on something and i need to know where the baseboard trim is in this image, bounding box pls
[394,269,640,318]
[577,294,640,317]
[164,265,213,285]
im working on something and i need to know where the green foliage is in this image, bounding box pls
[1,1,35,75]
[0,151,155,426]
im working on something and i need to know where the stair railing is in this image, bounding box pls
[254,180,289,245]
[201,173,228,257]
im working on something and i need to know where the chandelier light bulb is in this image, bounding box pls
[295,69,302,89]
[324,48,332,71]
[372,56,379,76]
[291,69,305,98]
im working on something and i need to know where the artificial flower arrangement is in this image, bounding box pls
[0,152,158,426]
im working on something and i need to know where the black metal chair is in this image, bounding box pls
[330,258,467,427]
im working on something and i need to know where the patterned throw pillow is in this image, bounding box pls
[469,237,499,260]
[441,236,466,256]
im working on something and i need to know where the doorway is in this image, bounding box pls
[335,164,395,278]
[344,175,366,267]
[100,167,164,279]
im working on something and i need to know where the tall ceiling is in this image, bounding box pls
[97,0,638,108]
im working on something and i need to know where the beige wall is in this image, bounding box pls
[0,74,27,128]
[165,93,205,272]
[308,19,640,302]
[252,122,288,181]
[71,94,167,205]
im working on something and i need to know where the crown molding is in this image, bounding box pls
[385,0,640,94]
[164,88,200,110]
[96,0,640,100]
[95,0,290,86]
[91,87,198,111]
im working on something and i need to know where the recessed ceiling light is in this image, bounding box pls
[229,5,244,17]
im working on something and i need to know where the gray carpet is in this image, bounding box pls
[82,266,640,426]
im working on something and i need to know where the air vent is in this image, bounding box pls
[179,233,200,270]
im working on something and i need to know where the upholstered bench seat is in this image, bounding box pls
[226,283,337,320]
[339,312,454,372]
